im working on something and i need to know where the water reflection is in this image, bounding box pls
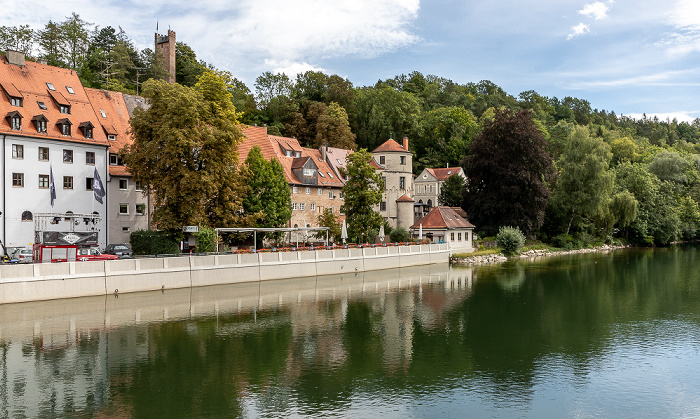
[1,246,700,418]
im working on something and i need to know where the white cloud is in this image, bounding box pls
[663,0,700,56]
[626,112,698,123]
[578,1,612,20]
[568,23,590,39]
[567,69,700,88]
[265,60,327,78]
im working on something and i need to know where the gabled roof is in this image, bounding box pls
[84,88,133,153]
[396,194,414,203]
[373,138,409,153]
[411,206,475,230]
[429,167,464,181]
[238,125,277,164]
[0,56,110,147]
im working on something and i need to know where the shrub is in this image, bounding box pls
[130,230,179,255]
[195,226,217,253]
[496,226,525,256]
[390,226,411,243]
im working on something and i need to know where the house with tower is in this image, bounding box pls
[371,137,415,230]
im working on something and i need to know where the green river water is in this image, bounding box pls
[1,245,699,418]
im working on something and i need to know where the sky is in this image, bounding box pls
[5,0,700,122]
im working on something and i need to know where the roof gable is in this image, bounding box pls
[373,139,409,153]
[412,206,475,230]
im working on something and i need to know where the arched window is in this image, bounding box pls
[64,210,73,221]
[21,210,32,221]
[427,199,433,208]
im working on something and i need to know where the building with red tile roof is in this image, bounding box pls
[414,166,466,217]
[372,137,414,230]
[411,206,475,250]
[239,125,349,237]
[0,51,111,250]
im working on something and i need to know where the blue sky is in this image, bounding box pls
[6,0,700,121]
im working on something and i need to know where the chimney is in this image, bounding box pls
[321,143,328,161]
[6,50,25,66]
[403,137,409,151]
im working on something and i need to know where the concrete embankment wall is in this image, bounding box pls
[0,244,449,304]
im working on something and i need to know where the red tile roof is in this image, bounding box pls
[411,206,475,230]
[373,138,409,153]
[396,194,414,202]
[84,88,133,153]
[427,167,464,181]
[0,56,110,147]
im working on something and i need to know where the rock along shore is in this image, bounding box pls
[450,244,630,266]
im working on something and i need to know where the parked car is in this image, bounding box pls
[11,248,33,263]
[77,247,119,261]
[104,244,133,259]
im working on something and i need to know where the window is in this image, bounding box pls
[63,176,73,189]
[450,232,455,241]
[86,177,94,190]
[319,172,325,178]
[65,86,75,94]
[382,176,386,187]
[122,227,130,233]
[109,154,118,165]
[107,134,116,141]
[380,201,387,211]
[293,186,298,194]
[339,191,344,199]
[310,203,316,211]
[63,149,73,162]
[300,203,306,211]
[12,144,23,159]
[458,233,462,241]
[292,202,298,210]
[400,177,405,189]
[58,120,71,135]
[46,83,55,90]
[119,179,128,190]
[10,97,22,107]
[135,181,143,191]
[329,190,335,199]
[8,113,21,130]
[37,101,47,110]
[305,187,310,194]
[119,204,129,215]
[59,104,70,114]
[379,156,385,164]
[318,188,322,195]
[400,156,406,165]
[12,173,23,187]
[303,168,314,177]
[86,151,95,164]
[34,117,47,133]
[327,172,333,178]
[21,211,32,221]
[100,110,106,118]
[39,175,49,188]
[136,203,145,215]
[83,126,92,138]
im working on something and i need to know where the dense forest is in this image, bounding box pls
[3,15,700,247]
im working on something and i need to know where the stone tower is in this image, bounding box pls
[154,29,176,83]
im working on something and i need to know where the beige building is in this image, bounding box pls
[372,138,414,230]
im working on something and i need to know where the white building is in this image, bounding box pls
[0,51,110,251]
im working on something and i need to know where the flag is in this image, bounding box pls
[93,168,106,204]
[49,165,56,207]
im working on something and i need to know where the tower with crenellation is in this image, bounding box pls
[154,29,176,83]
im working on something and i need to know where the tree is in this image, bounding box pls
[341,149,384,242]
[60,13,92,70]
[0,25,35,55]
[462,108,554,237]
[438,174,466,207]
[413,106,478,171]
[242,146,292,231]
[352,86,421,150]
[550,126,614,234]
[37,21,65,67]
[316,208,342,243]
[313,102,357,150]
[123,71,245,230]
[176,42,208,87]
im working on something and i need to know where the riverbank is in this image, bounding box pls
[450,244,630,265]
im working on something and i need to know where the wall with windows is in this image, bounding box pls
[107,174,149,245]
[289,185,344,238]
[373,150,414,229]
[2,135,109,249]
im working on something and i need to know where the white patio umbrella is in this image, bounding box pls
[341,219,348,244]
[418,223,423,240]
[378,225,385,242]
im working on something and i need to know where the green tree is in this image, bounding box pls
[60,12,92,70]
[0,25,35,55]
[341,149,384,242]
[242,146,292,230]
[438,174,466,207]
[37,21,65,67]
[176,42,208,87]
[463,108,554,237]
[550,126,614,234]
[123,72,245,230]
[316,208,342,243]
[352,86,421,150]
[313,102,357,150]
[413,106,478,171]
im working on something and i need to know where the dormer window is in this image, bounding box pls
[47,83,55,90]
[6,111,22,130]
[59,104,70,114]
[284,150,292,157]
[2,82,23,107]
[10,97,22,107]
[56,118,71,136]
[294,151,301,157]
[303,168,315,177]
[108,135,116,141]
[79,121,94,139]
[31,115,48,133]
[66,86,75,94]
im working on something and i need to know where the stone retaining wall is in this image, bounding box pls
[0,244,450,304]
[451,244,629,265]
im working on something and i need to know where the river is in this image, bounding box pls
[1,245,699,418]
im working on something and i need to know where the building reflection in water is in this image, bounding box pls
[0,264,474,417]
